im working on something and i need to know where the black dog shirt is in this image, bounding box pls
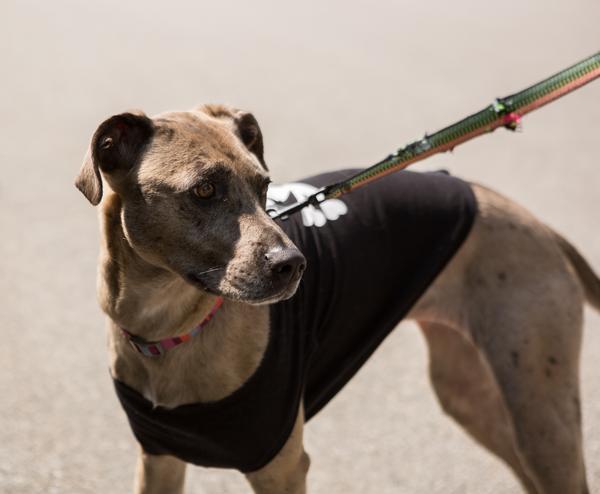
[113,169,477,472]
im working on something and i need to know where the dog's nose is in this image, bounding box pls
[265,248,306,286]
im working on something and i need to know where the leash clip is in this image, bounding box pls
[267,185,332,221]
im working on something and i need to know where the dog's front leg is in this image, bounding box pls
[245,407,310,494]
[134,447,187,494]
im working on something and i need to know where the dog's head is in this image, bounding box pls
[75,105,305,304]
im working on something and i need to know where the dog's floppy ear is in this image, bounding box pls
[235,112,265,168]
[75,112,154,205]
[199,104,266,169]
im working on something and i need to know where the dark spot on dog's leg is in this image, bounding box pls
[510,350,520,368]
[497,272,507,282]
[548,356,558,365]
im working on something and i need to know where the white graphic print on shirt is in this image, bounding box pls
[266,182,348,227]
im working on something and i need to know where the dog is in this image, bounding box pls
[75,104,600,494]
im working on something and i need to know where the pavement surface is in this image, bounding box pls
[1,1,599,492]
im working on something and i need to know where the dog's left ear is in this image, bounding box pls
[75,111,154,205]
[199,104,267,169]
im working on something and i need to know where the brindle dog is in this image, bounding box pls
[76,104,600,494]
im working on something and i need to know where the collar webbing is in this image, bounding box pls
[120,297,224,357]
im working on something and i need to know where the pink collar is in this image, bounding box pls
[120,297,224,357]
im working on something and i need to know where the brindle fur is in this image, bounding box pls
[76,105,600,493]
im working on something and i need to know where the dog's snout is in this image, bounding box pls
[265,248,306,286]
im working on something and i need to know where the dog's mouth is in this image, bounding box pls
[186,272,217,293]
[185,267,303,305]
[242,279,301,306]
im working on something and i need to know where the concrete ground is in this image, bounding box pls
[1,1,599,492]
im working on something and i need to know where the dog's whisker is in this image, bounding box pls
[195,266,225,276]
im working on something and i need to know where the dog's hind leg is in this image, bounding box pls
[419,321,539,493]
[470,301,588,494]
[134,449,187,494]
[413,184,591,492]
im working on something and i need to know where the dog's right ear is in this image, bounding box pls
[75,112,154,205]
[198,104,267,169]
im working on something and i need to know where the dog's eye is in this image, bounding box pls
[193,182,216,199]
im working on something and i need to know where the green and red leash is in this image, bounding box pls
[270,51,600,220]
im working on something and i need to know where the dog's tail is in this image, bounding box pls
[553,231,600,312]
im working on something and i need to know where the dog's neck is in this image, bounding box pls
[98,194,213,340]
[99,193,270,407]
